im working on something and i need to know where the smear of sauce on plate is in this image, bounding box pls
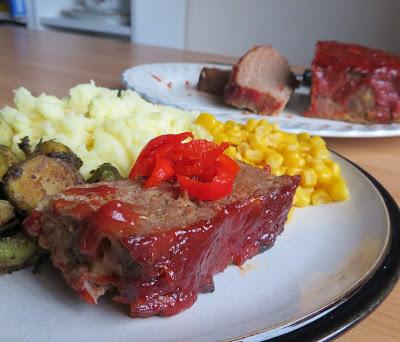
[150,73,162,82]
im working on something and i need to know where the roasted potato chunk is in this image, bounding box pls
[87,163,123,183]
[0,200,15,227]
[0,232,39,273]
[33,140,83,169]
[3,155,84,213]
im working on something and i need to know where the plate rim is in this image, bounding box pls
[121,63,400,138]
[244,153,400,342]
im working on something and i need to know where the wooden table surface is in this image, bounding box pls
[0,25,399,341]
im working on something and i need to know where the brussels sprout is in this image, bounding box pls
[33,139,83,170]
[0,232,39,273]
[0,145,19,180]
[17,136,32,157]
[3,155,85,213]
[0,200,15,228]
[87,163,123,183]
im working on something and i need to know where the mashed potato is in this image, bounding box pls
[0,82,211,178]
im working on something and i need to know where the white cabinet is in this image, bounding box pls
[26,0,133,38]
[24,0,187,49]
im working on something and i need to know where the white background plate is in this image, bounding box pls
[122,63,400,138]
[0,154,393,341]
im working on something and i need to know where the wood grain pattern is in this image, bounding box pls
[0,25,399,341]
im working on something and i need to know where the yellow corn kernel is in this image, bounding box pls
[298,132,311,142]
[195,113,218,131]
[271,123,280,131]
[311,189,332,205]
[286,207,294,222]
[294,186,311,208]
[284,151,305,168]
[272,166,287,176]
[248,133,264,151]
[328,179,350,201]
[224,146,238,159]
[255,123,272,136]
[269,131,285,147]
[287,167,302,176]
[265,151,284,169]
[284,133,298,144]
[225,128,242,145]
[311,146,330,160]
[244,119,258,132]
[213,131,229,144]
[300,168,318,188]
[310,135,326,148]
[285,141,301,152]
[237,142,250,155]
[276,141,287,152]
[314,162,332,185]
[325,160,341,178]
[256,119,269,126]
[299,141,311,153]
[244,149,264,164]
[224,120,239,131]
[305,155,316,166]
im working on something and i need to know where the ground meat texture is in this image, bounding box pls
[306,41,400,124]
[224,45,297,115]
[24,163,299,318]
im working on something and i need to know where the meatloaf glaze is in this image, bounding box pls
[306,41,400,124]
[25,163,299,317]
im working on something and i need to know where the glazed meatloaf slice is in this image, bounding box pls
[24,163,299,318]
[306,41,400,124]
[224,45,297,115]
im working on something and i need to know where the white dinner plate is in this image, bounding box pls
[0,153,399,341]
[122,63,400,138]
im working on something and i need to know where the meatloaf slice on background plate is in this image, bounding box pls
[224,45,297,115]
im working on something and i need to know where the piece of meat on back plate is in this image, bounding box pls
[24,163,299,318]
[197,67,231,96]
[224,45,297,115]
[306,41,400,124]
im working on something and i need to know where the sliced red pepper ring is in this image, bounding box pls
[177,171,236,201]
[129,132,239,201]
[129,132,193,178]
[216,154,240,176]
[173,141,229,176]
[144,156,175,188]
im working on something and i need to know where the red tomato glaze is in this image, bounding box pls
[116,193,291,317]
[309,41,400,123]
[25,177,298,318]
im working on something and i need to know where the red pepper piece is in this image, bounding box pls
[216,154,240,176]
[176,153,240,201]
[177,170,236,201]
[129,133,240,201]
[144,156,175,188]
[129,132,193,178]
[174,141,229,176]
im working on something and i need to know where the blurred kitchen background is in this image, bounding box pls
[1,0,399,66]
